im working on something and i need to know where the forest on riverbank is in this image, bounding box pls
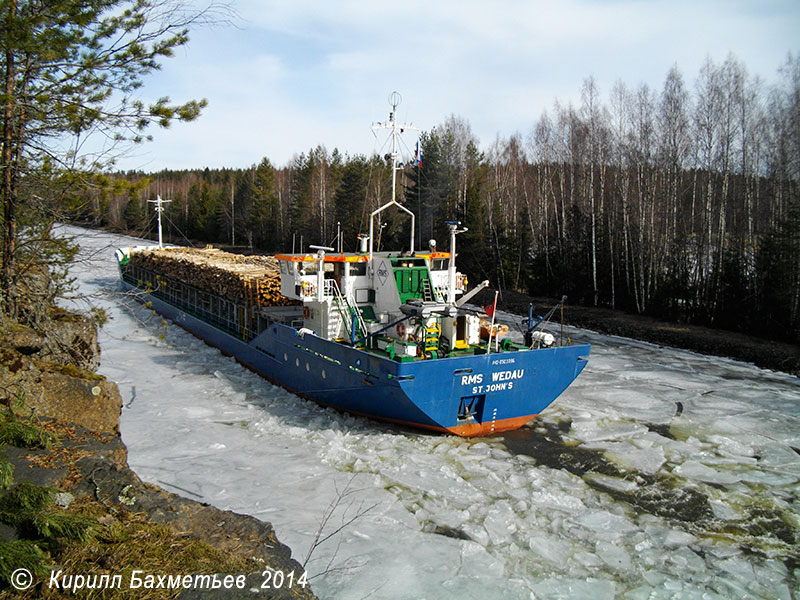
[73,54,800,344]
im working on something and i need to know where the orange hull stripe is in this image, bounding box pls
[342,411,538,437]
[444,414,538,436]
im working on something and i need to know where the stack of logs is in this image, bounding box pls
[128,247,298,307]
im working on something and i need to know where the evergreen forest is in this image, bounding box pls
[74,55,800,343]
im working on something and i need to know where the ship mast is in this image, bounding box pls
[369,91,418,260]
[446,221,468,304]
[148,195,171,249]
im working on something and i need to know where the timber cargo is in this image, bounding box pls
[120,246,302,342]
[126,247,297,308]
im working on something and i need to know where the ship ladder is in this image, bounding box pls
[327,303,343,338]
[329,286,348,339]
[347,294,369,343]
[422,275,447,302]
[422,277,434,301]
[424,322,441,358]
[327,279,368,343]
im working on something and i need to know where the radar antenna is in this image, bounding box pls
[369,91,419,259]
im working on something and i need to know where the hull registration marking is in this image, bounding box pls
[462,369,525,393]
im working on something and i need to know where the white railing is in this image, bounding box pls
[324,279,368,342]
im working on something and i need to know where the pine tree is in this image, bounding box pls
[405,130,451,247]
[334,156,370,251]
[247,158,280,250]
[757,197,800,341]
[288,152,315,251]
[122,194,145,232]
[455,142,489,281]
[1,0,216,316]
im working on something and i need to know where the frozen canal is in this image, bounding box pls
[64,226,799,599]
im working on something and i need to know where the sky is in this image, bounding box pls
[112,0,800,172]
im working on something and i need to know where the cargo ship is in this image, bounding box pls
[115,95,590,436]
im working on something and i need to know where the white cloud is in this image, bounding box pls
[112,0,800,171]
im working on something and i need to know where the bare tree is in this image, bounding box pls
[581,77,602,306]
[657,65,692,241]
[302,476,379,580]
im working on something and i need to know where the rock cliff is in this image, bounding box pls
[0,306,317,599]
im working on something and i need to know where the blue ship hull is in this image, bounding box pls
[120,278,590,436]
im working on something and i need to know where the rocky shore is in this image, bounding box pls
[473,289,800,376]
[0,307,317,599]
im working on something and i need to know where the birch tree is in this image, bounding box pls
[581,77,602,306]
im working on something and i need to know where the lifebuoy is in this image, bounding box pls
[303,306,310,319]
[396,323,405,338]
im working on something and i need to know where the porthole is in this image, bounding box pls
[295,358,300,367]
[284,353,288,361]
[305,362,310,371]
[322,369,327,379]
